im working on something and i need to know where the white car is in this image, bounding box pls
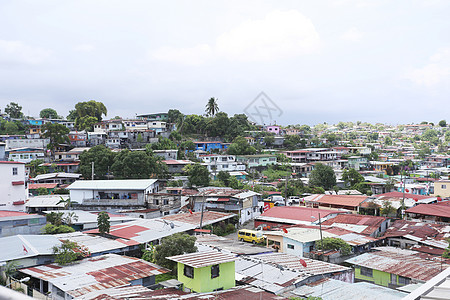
[287,196,300,205]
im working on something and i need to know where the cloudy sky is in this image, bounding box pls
[0,0,449,125]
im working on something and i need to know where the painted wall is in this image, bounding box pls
[177,261,235,293]
[354,266,411,288]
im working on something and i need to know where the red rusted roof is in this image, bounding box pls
[259,206,344,222]
[29,183,58,189]
[307,194,368,208]
[406,202,450,218]
[0,210,32,217]
[162,211,234,225]
[375,192,431,200]
[383,220,448,241]
[321,214,387,236]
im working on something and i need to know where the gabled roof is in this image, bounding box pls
[406,202,450,218]
[305,194,368,208]
[0,234,61,262]
[168,251,236,268]
[20,254,169,298]
[346,247,449,281]
[257,206,345,225]
[68,179,158,190]
[321,214,387,236]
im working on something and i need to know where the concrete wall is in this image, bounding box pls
[0,162,27,211]
[177,261,235,293]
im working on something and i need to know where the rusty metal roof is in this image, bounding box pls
[321,214,387,236]
[305,194,368,207]
[168,251,237,268]
[162,211,235,226]
[345,247,449,282]
[20,254,169,298]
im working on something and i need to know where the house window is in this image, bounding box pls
[360,267,373,277]
[442,185,446,189]
[287,244,295,250]
[398,276,410,285]
[12,168,18,175]
[184,265,194,278]
[391,273,397,284]
[211,264,219,278]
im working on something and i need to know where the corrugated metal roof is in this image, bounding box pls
[26,195,69,208]
[0,234,61,262]
[292,278,407,300]
[345,247,449,281]
[20,254,169,298]
[162,211,235,226]
[265,227,337,243]
[168,251,237,268]
[68,179,158,190]
[84,218,196,244]
[258,206,345,223]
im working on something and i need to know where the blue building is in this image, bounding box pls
[194,141,228,152]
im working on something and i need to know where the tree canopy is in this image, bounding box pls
[41,122,70,152]
[111,149,168,179]
[97,211,110,234]
[205,97,219,117]
[308,163,336,190]
[73,100,107,131]
[341,168,364,187]
[40,108,60,119]
[227,136,256,155]
[154,233,197,271]
[5,102,23,118]
[184,163,210,187]
[79,145,115,179]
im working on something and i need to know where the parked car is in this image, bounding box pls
[238,229,265,244]
[287,196,300,205]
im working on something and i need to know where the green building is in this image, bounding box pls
[346,248,445,288]
[168,251,236,293]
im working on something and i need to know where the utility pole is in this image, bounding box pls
[91,161,94,180]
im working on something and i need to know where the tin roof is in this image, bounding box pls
[85,285,287,300]
[292,278,407,300]
[321,214,387,236]
[20,254,169,298]
[305,194,368,207]
[162,211,235,226]
[168,251,237,268]
[84,218,196,244]
[26,195,69,208]
[28,183,58,189]
[0,234,61,262]
[257,206,345,225]
[345,247,449,281]
[406,202,450,218]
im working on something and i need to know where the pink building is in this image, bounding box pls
[265,125,280,135]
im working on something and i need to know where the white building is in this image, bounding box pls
[0,161,28,211]
[5,138,49,150]
[200,154,246,173]
[67,179,160,206]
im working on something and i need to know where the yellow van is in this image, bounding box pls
[238,229,265,244]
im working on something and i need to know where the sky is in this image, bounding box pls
[0,0,449,126]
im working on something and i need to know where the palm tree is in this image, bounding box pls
[205,97,219,117]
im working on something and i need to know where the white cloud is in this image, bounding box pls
[151,44,212,66]
[74,44,95,52]
[215,10,320,61]
[405,47,450,87]
[149,10,320,64]
[0,40,50,65]
[340,28,363,41]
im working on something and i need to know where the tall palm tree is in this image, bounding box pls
[205,97,219,117]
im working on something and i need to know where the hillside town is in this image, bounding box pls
[1,100,449,300]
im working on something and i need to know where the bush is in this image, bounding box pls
[316,237,351,255]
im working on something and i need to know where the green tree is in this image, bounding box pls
[150,137,177,150]
[36,187,48,195]
[79,145,115,179]
[227,136,256,155]
[67,109,77,121]
[207,112,230,137]
[28,159,46,178]
[5,102,23,118]
[264,135,275,147]
[184,163,210,187]
[439,120,447,127]
[342,168,364,187]
[154,233,197,272]
[205,97,219,117]
[168,109,184,125]
[4,121,18,134]
[217,170,231,186]
[309,163,336,190]
[42,224,75,234]
[284,134,302,150]
[111,149,168,179]
[384,136,392,146]
[40,108,60,119]
[46,212,64,226]
[316,237,351,255]
[97,211,110,234]
[41,122,70,152]
[381,200,396,216]
[52,240,90,265]
[73,100,107,131]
